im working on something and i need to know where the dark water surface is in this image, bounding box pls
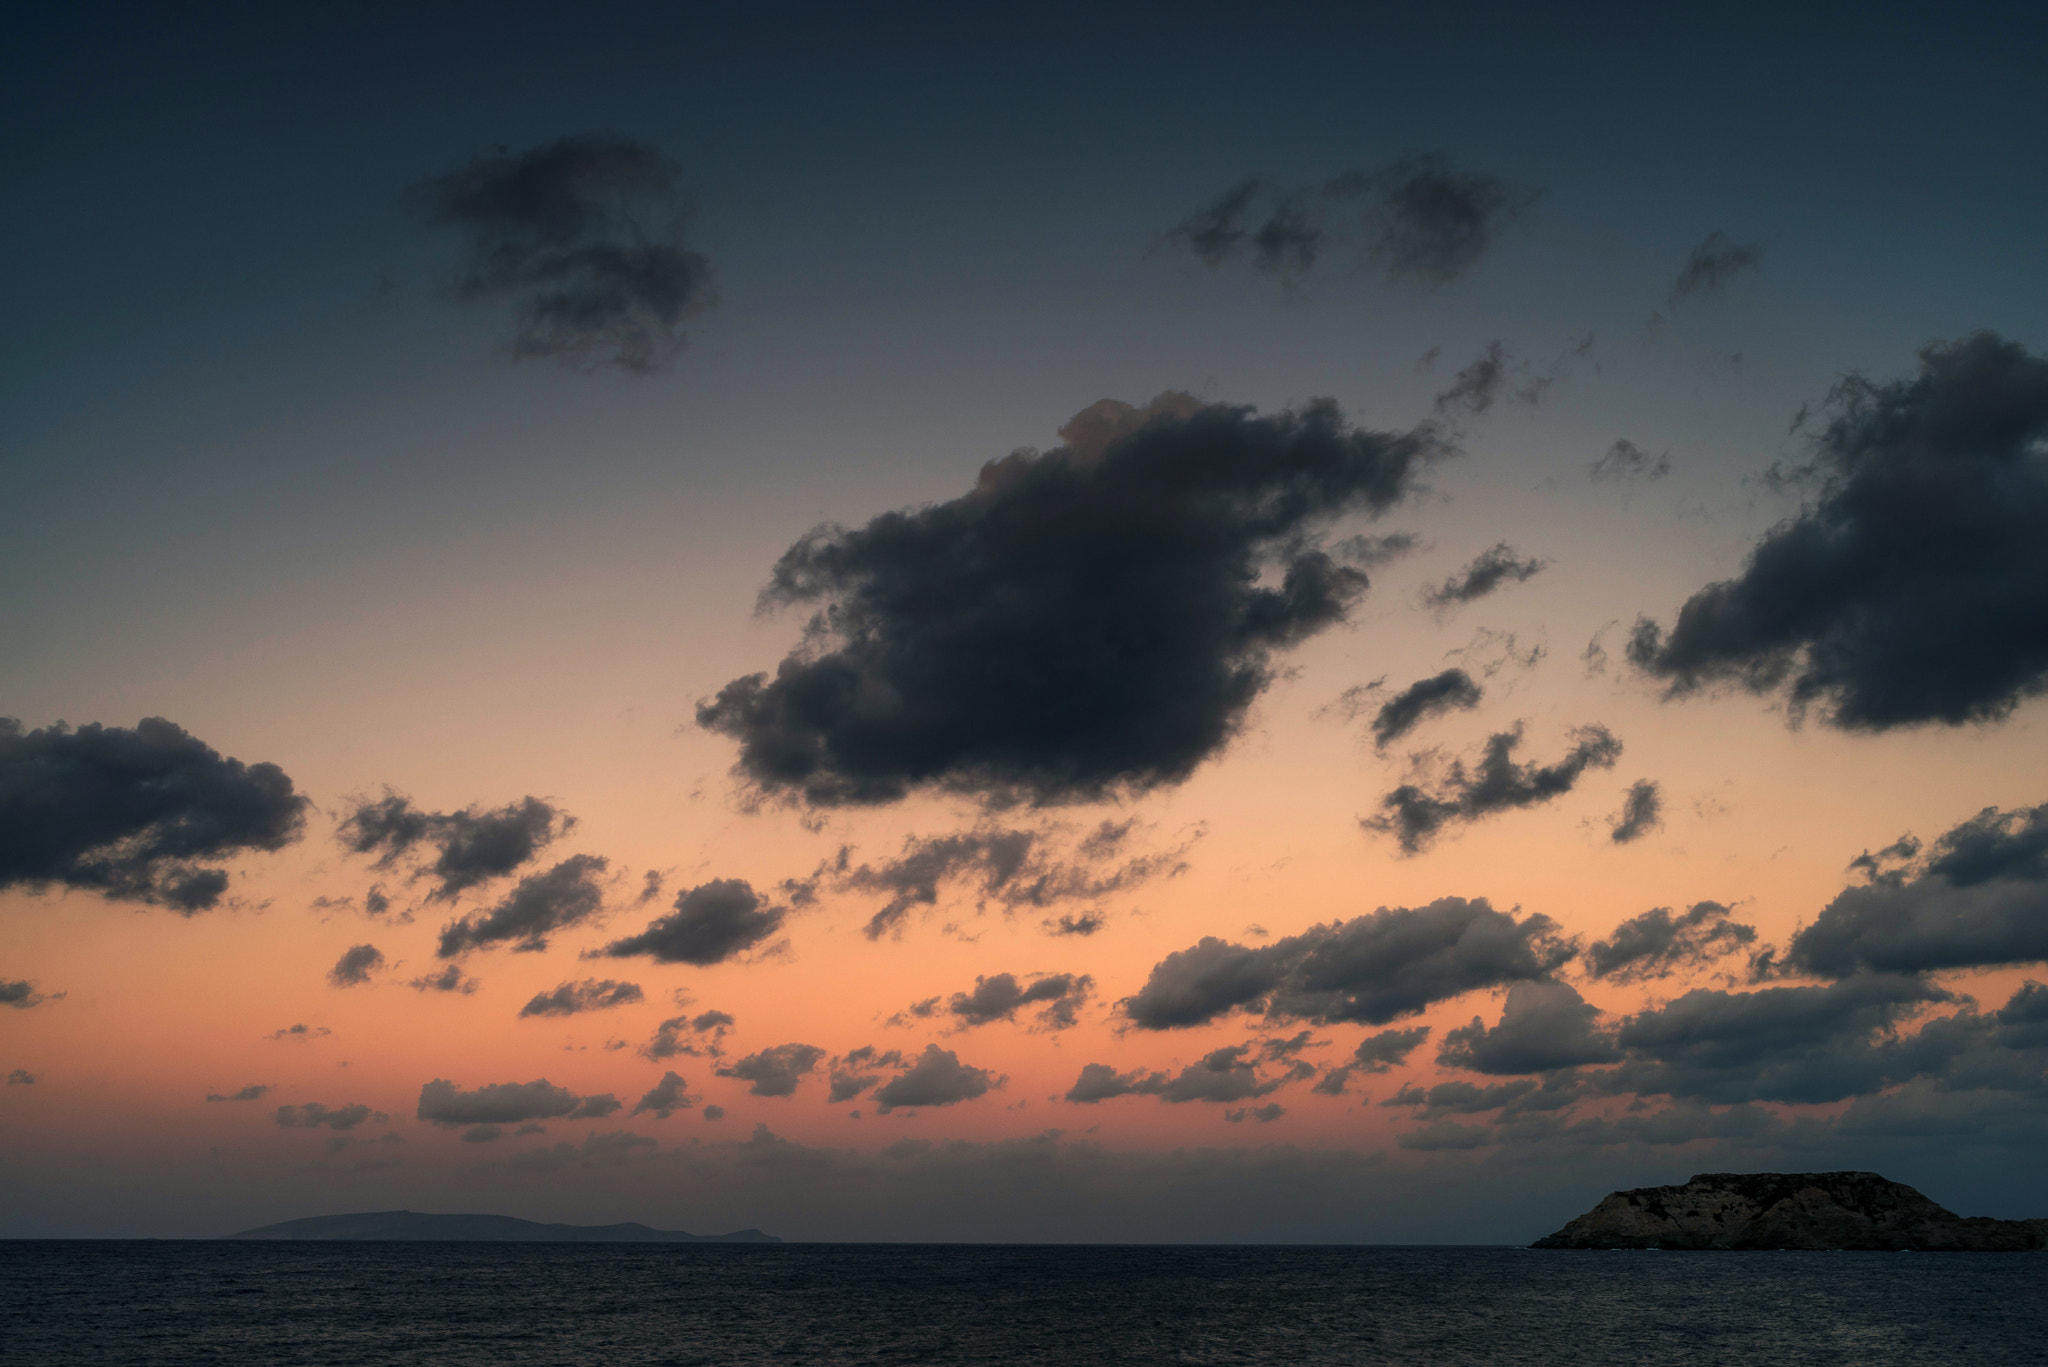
[5,1241,2045,1366]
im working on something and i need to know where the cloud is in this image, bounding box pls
[873,1045,997,1112]
[1370,669,1483,751]
[839,822,1191,940]
[339,793,571,901]
[437,854,608,956]
[698,393,1444,808]
[1423,544,1546,612]
[409,133,714,373]
[1367,724,1623,853]
[715,1044,827,1097]
[1782,802,2048,977]
[328,944,385,988]
[1607,780,1663,844]
[1668,231,1763,306]
[0,716,307,912]
[1437,981,1620,1075]
[943,972,1093,1030]
[1162,155,1534,286]
[1352,1025,1432,1072]
[276,1102,376,1131]
[264,1024,330,1041]
[1586,901,1756,982]
[596,877,785,964]
[641,1011,736,1062]
[7,1069,34,1085]
[1226,1104,1285,1124]
[517,979,644,1018]
[632,1071,695,1118]
[1124,897,1574,1030]
[827,1046,907,1103]
[1590,439,1670,483]
[409,965,479,994]
[1,979,45,1010]
[206,1084,271,1102]
[1332,532,1420,568]
[1048,913,1104,937]
[416,1077,596,1127]
[1628,333,2048,730]
[1431,342,1508,417]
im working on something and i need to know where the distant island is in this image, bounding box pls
[227,1211,779,1243]
[1533,1172,2048,1251]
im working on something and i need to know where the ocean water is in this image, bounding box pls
[4,1242,2045,1366]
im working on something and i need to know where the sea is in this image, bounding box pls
[4,1242,2045,1365]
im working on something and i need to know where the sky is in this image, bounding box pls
[4,0,2048,1242]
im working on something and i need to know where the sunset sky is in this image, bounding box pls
[5,1,2048,1242]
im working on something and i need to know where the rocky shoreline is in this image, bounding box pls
[1533,1172,2048,1251]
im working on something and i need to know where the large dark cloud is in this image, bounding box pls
[1423,543,1545,611]
[0,716,307,912]
[840,822,1189,940]
[436,855,608,957]
[1668,231,1764,307]
[1586,900,1755,981]
[1629,333,2048,730]
[1437,981,1620,1075]
[698,393,1444,808]
[595,877,785,964]
[941,973,1092,1030]
[1367,724,1622,854]
[409,133,714,373]
[416,1077,618,1126]
[327,944,384,988]
[338,792,571,901]
[1370,669,1483,751]
[517,978,644,1018]
[1782,802,2048,977]
[1163,154,1534,286]
[715,1044,826,1097]
[872,1045,997,1113]
[1124,897,1573,1031]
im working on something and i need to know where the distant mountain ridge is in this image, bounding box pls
[227,1211,779,1243]
[1533,1172,2048,1251]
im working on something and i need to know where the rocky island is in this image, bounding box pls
[227,1211,779,1243]
[1533,1172,2048,1251]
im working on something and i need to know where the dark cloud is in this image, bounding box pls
[1,979,44,1010]
[1607,779,1663,844]
[1367,724,1623,854]
[1605,974,1952,1104]
[1064,1045,1309,1105]
[1437,981,1620,1075]
[943,972,1093,1030]
[0,716,307,912]
[872,1045,997,1112]
[698,393,1443,808]
[409,133,714,373]
[1332,532,1420,568]
[839,823,1190,940]
[417,1077,591,1127]
[827,1046,907,1103]
[1587,900,1756,982]
[338,792,571,901]
[1431,342,1508,417]
[1162,155,1534,287]
[1384,1079,1539,1116]
[596,877,785,964]
[570,1093,623,1120]
[1225,1103,1285,1123]
[1352,1025,1431,1072]
[642,1011,735,1062]
[205,1084,270,1102]
[1370,669,1483,751]
[517,978,644,1018]
[276,1102,376,1131]
[409,965,479,994]
[1124,897,1573,1030]
[1668,231,1764,306]
[715,1044,827,1097]
[632,1070,695,1119]
[1590,439,1671,483]
[8,1069,36,1085]
[637,871,665,904]
[328,944,384,988]
[264,1024,330,1042]
[1628,333,2048,730]
[1423,544,1546,611]
[1048,913,1104,937]
[437,854,608,957]
[1783,802,2048,977]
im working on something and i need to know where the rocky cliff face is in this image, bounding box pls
[1532,1172,2048,1251]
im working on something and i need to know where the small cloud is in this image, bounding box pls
[1608,780,1664,844]
[328,944,385,988]
[264,1024,332,1042]
[7,1069,35,1085]
[1668,231,1763,307]
[205,1084,271,1103]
